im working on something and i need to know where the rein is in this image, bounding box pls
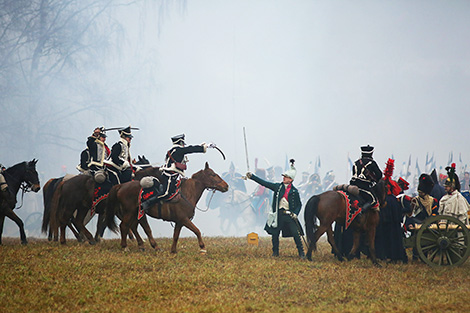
[180,188,217,213]
[14,182,31,210]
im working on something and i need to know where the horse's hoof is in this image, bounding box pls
[139,247,145,252]
[373,261,381,268]
[154,246,161,252]
[21,241,28,245]
[199,249,207,255]
[122,247,129,252]
[337,255,344,262]
[88,241,96,246]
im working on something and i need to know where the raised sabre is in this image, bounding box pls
[242,127,250,180]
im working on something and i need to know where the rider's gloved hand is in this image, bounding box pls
[246,172,253,179]
[122,160,130,169]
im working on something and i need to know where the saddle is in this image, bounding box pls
[333,184,364,229]
[138,177,180,220]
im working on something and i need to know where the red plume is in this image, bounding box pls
[384,158,395,179]
[451,163,456,169]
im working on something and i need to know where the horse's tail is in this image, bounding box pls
[42,178,62,233]
[105,184,120,233]
[49,179,65,236]
[304,195,320,250]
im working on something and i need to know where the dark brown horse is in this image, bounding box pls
[0,160,41,245]
[49,164,161,245]
[106,162,229,253]
[304,179,387,266]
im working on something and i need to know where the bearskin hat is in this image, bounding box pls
[418,174,434,195]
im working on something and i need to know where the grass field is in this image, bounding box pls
[1,236,469,313]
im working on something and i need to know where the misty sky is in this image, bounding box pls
[5,1,470,238]
[125,0,470,185]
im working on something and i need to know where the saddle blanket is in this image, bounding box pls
[337,190,362,230]
[91,180,112,216]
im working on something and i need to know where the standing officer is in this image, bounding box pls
[247,159,305,259]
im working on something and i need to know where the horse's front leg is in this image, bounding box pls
[366,227,380,267]
[181,218,206,254]
[4,209,27,244]
[347,230,361,260]
[171,223,183,254]
[94,212,106,242]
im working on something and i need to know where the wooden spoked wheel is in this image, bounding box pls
[415,215,470,267]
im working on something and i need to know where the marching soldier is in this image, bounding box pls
[350,145,383,211]
[246,159,305,259]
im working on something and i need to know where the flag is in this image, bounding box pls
[314,156,321,174]
[415,158,421,176]
[347,153,353,171]
[405,155,411,180]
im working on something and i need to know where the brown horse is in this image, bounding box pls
[49,165,161,245]
[106,162,229,253]
[304,179,387,266]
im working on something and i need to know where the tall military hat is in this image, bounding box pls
[418,174,434,195]
[361,145,374,157]
[171,134,185,145]
[282,159,297,180]
[445,163,460,190]
[119,126,133,138]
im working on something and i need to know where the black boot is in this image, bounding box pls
[362,202,372,212]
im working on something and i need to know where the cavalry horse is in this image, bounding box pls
[43,155,151,242]
[49,158,159,245]
[304,179,387,266]
[0,160,41,245]
[106,162,229,253]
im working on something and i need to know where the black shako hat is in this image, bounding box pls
[119,126,133,138]
[361,145,374,157]
[171,134,185,145]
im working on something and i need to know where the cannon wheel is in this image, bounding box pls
[416,215,470,267]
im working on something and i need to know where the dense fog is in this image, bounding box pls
[2,0,470,238]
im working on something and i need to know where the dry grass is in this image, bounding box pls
[1,236,469,313]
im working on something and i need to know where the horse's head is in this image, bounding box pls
[135,155,150,165]
[374,178,387,209]
[24,159,41,192]
[193,162,229,193]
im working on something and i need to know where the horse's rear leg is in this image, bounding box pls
[129,220,145,251]
[4,209,27,244]
[326,226,343,261]
[0,214,5,245]
[182,219,206,253]
[139,215,159,250]
[119,220,131,250]
[306,225,328,261]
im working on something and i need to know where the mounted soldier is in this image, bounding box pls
[0,163,8,199]
[350,145,383,211]
[141,134,212,210]
[106,126,134,185]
